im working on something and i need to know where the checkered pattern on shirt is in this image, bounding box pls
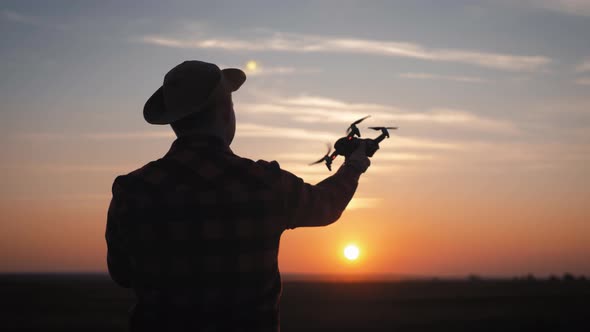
[106,136,361,331]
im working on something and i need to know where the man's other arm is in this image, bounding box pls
[105,178,132,288]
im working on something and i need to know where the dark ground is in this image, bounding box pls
[0,274,589,331]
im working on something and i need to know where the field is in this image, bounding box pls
[1,274,588,331]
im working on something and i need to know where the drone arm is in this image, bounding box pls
[373,133,387,143]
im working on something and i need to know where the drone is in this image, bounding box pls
[310,115,397,171]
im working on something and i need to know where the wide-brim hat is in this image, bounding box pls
[143,60,246,125]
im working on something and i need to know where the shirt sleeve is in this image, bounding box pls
[271,162,362,229]
[105,177,132,288]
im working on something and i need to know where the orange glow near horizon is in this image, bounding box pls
[0,192,589,276]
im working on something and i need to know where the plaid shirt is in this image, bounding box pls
[106,135,362,331]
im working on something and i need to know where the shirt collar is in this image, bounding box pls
[166,134,234,157]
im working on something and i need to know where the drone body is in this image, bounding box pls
[310,116,397,171]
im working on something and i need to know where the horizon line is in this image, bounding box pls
[1,271,586,281]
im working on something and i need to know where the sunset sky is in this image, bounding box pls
[1,0,589,277]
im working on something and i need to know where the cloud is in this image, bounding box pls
[281,95,393,112]
[238,122,460,151]
[83,132,174,140]
[243,65,321,77]
[16,131,174,141]
[275,151,435,162]
[399,72,487,83]
[278,162,392,176]
[523,0,590,17]
[4,163,137,174]
[16,121,460,153]
[576,78,590,85]
[140,32,550,72]
[16,125,336,143]
[394,108,518,134]
[237,123,338,141]
[245,66,294,76]
[273,151,437,181]
[387,137,459,150]
[241,93,517,134]
[240,102,390,124]
[1,9,68,30]
[243,124,460,151]
[576,58,590,73]
[221,60,322,77]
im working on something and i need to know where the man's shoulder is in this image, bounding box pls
[254,159,280,170]
[218,152,281,175]
[112,156,288,193]
[111,161,162,192]
[232,157,281,178]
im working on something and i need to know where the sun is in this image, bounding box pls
[245,60,258,71]
[343,244,360,261]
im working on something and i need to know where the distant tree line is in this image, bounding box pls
[466,273,588,282]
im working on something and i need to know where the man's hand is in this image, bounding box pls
[344,140,371,173]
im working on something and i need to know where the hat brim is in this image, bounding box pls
[144,86,170,125]
[222,68,246,92]
[144,67,246,125]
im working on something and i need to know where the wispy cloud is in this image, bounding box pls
[275,151,435,162]
[399,72,487,83]
[278,162,392,177]
[281,95,393,112]
[221,60,322,77]
[240,101,391,124]
[83,132,174,140]
[390,137,459,150]
[140,32,550,72]
[3,163,137,174]
[243,65,321,77]
[15,122,459,151]
[272,151,437,180]
[576,58,590,73]
[394,108,518,133]
[1,9,68,30]
[241,93,517,134]
[523,0,590,17]
[17,131,174,141]
[237,123,338,141]
[239,122,461,151]
[15,125,336,143]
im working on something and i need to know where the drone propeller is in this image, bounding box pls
[346,115,371,136]
[309,143,332,165]
[368,126,397,139]
[352,115,371,126]
[368,126,398,130]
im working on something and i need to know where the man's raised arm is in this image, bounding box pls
[278,141,371,229]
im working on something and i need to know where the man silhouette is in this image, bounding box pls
[106,60,371,331]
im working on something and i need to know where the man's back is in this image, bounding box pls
[106,135,362,331]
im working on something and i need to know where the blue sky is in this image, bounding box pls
[1,1,589,274]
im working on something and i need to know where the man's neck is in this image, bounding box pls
[173,127,230,146]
